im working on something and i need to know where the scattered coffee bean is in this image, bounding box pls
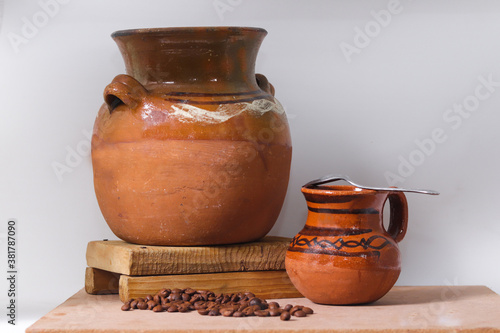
[208,308,220,316]
[137,301,148,310]
[294,310,306,317]
[255,310,269,317]
[120,287,314,322]
[269,308,281,316]
[290,305,303,315]
[233,311,245,317]
[198,308,210,315]
[280,311,291,321]
[302,307,314,315]
[178,304,190,313]
[147,300,157,310]
[242,307,254,316]
[268,301,280,309]
[152,305,163,312]
[221,309,234,317]
[167,305,178,312]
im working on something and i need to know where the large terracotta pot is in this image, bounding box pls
[91,27,292,245]
[285,185,408,304]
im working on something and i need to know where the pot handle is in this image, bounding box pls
[255,73,275,96]
[385,191,408,243]
[103,74,148,112]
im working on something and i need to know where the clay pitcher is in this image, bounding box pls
[91,27,292,245]
[285,185,408,304]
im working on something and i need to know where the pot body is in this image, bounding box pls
[92,27,292,245]
[285,185,408,304]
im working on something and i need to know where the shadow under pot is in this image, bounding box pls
[91,27,292,245]
[285,185,408,305]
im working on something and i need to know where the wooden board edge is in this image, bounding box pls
[85,267,120,295]
[87,237,292,276]
[119,271,302,303]
[86,240,134,275]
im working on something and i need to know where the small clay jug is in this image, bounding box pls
[91,27,291,245]
[285,185,408,305]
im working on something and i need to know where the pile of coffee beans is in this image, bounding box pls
[121,288,314,321]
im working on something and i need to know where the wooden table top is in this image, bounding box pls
[27,286,500,332]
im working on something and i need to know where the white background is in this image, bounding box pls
[1,0,500,331]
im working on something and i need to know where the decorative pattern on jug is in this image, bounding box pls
[288,227,391,258]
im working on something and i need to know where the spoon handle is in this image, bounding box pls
[303,174,440,195]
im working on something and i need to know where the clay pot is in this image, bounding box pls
[91,27,291,245]
[285,185,408,304]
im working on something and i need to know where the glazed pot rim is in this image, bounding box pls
[301,184,379,196]
[111,26,267,38]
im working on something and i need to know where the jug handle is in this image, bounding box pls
[103,74,148,112]
[386,191,408,243]
[256,73,275,96]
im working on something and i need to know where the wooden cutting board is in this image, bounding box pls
[27,286,500,332]
[86,236,291,276]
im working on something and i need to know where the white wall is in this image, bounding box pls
[1,0,499,330]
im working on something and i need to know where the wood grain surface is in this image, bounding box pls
[86,236,291,276]
[27,286,500,332]
[119,270,302,302]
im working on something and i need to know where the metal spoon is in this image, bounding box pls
[303,174,439,195]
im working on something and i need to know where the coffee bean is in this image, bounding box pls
[178,304,190,313]
[221,309,234,317]
[290,305,303,315]
[280,311,291,321]
[184,288,196,295]
[206,301,218,309]
[137,301,148,310]
[208,308,220,316]
[233,311,245,317]
[268,301,280,309]
[294,310,306,317]
[283,304,293,312]
[198,309,209,315]
[190,294,202,303]
[145,295,153,301]
[182,293,191,302]
[153,295,160,304]
[249,297,261,306]
[302,307,314,315]
[152,305,163,312]
[254,310,269,317]
[245,292,255,298]
[269,308,282,316]
[194,301,207,310]
[147,300,157,310]
[242,307,254,316]
[121,303,131,311]
[167,305,178,312]
[130,300,138,309]
[158,288,169,298]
